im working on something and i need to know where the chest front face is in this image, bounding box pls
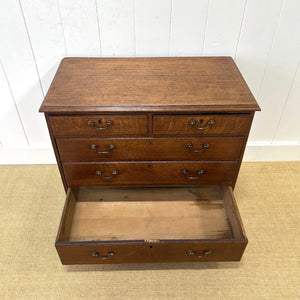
[40,57,260,265]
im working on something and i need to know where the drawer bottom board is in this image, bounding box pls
[56,186,247,264]
[70,186,232,241]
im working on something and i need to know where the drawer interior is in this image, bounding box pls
[57,186,246,243]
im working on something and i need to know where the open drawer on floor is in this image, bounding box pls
[56,186,247,264]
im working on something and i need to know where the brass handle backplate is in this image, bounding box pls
[87,119,114,130]
[183,169,205,180]
[95,169,118,179]
[90,143,115,154]
[188,249,212,258]
[189,119,215,130]
[186,143,210,152]
[91,251,114,260]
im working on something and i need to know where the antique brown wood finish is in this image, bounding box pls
[55,186,247,264]
[56,241,247,264]
[40,57,260,264]
[45,114,68,191]
[40,57,260,113]
[63,161,238,186]
[50,115,148,137]
[57,137,244,162]
[153,114,252,136]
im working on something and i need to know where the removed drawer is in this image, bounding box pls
[153,114,252,136]
[57,137,244,162]
[56,186,247,264]
[50,115,148,137]
[63,161,238,186]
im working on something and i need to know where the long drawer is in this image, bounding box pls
[153,114,252,136]
[56,186,247,264]
[63,161,238,186]
[50,115,148,137]
[57,137,244,162]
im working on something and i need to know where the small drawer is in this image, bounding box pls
[63,161,238,186]
[50,115,148,137]
[153,114,252,136]
[57,137,244,162]
[56,186,247,264]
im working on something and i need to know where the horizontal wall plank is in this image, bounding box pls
[170,0,209,56]
[58,0,101,56]
[135,0,172,56]
[97,0,135,56]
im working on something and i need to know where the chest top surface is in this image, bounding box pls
[40,57,260,114]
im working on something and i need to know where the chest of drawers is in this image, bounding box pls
[40,57,260,264]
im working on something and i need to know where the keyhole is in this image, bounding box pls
[98,119,102,124]
[148,164,151,168]
[149,141,152,145]
[200,119,204,124]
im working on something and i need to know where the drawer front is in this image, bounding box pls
[56,241,247,264]
[153,114,252,136]
[50,115,148,137]
[63,161,238,186]
[57,137,244,162]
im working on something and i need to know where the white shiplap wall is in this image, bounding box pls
[0,0,299,163]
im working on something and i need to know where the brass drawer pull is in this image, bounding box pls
[90,143,115,154]
[183,169,205,180]
[87,119,114,130]
[188,249,212,258]
[189,119,215,130]
[91,251,114,260]
[186,143,210,152]
[95,169,118,179]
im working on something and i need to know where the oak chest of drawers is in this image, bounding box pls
[40,57,260,265]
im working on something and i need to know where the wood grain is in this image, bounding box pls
[55,186,247,264]
[57,137,244,162]
[45,114,68,191]
[50,115,148,137]
[153,114,252,136]
[39,57,260,113]
[56,188,78,242]
[41,57,255,264]
[221,186,246,240]
[63,161,238,186]
[56,241,247,264]
[69,192,231,241]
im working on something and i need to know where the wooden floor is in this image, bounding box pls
[0,162,299,299]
